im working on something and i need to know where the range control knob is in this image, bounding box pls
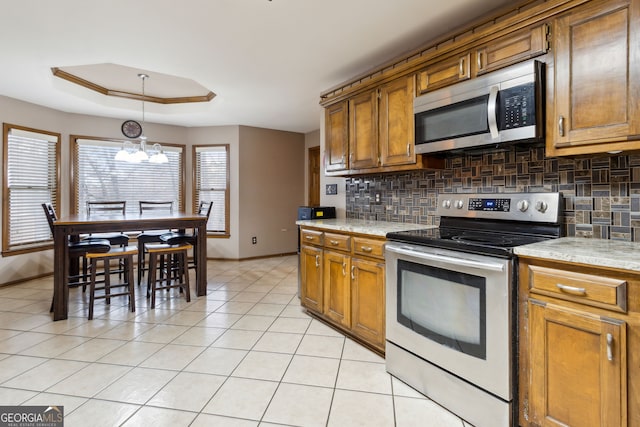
[442,200,451,209]
[454,200,464,209]
[516,200,530,212]
[535,200,548,213]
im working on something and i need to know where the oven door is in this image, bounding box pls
[385,242,513,400]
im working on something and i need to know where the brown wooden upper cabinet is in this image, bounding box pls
[417,24,549,95]
[547,0,640,156]
[325,75,416,173]
[349,89,379,169]
[417,53,471,94]
[349,75,416,170]
[324,101,349,172]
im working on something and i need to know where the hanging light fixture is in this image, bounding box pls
[149,143,169,163]
[115,73,167,164]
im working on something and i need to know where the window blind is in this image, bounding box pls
[4,127,59,252]
[195,145,229,234]
[75,139,183,215]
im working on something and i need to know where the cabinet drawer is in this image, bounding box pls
[324,232,351,251]
[352,237,385,259]
[301,229,323,246]
[528,265,627,312]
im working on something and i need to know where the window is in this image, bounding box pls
[2,123,60,255]
[73,137,185,215]
[194,145,230,236]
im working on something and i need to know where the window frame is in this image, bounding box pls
[70,134,186,215]
[2,123,61,256]
[192,144,230,238]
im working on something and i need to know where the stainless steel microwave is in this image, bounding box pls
[414,60,544,154]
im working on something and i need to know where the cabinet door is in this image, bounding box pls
[349,90,379,169]
[300,245,323,313]
[548,0,640,155]
[529,299,626,427]
[475,24,549,75]
[350,258,385,350]
[325,101,349,172]
[323,250,351,328]
[379,75,415,166]
[417,53,471,95]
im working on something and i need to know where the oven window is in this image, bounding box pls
[397,259,486,359]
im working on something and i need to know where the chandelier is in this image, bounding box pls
[115,73,168,164]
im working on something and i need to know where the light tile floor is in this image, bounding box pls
[0,255,473,426]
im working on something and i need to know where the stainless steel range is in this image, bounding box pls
[385,192,562,427]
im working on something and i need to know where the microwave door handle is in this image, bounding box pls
[487,85,499,139]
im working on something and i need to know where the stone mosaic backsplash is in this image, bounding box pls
[345,144,640,241]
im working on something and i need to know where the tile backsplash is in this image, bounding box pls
[346,144,640,241]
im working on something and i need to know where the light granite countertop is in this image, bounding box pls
[514,237,640,272]
[296,218,434,237]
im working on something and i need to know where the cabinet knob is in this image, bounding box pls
[315,255,320,268]
[351,265,355,280]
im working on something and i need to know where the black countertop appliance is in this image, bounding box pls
[297,206,336,221]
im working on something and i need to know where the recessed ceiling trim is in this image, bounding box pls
[51,67,216,104]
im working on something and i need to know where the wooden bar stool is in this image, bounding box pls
[86,245,138,320]
[146,243,192,309]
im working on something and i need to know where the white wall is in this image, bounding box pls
[238,126,305,258]
[0,95,309,285]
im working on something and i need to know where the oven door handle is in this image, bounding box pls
[388,245,505,272]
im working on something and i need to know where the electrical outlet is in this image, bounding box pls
[375,193,381,204]
[252,236,257,244]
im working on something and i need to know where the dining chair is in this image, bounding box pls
[86,245,137,320]
[137,201,174,286]
[83,201,130,245]
[84,200,129,279]
[86,200,127,216]
[41,203,111,311]
[159,201,212,278]
[145,243,191,309]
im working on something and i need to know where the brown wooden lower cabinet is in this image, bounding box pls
[350,257,385,349]
[300,244,323,313]
[323,249,351,329]
[519,258,638,427]
[528,299,626,427]
[299,227,386,354]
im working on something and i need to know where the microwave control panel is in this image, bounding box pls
[499,82,535,130]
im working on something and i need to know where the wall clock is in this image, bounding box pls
[121,120,142,139]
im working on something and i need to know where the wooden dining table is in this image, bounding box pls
[52,212,208,321]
